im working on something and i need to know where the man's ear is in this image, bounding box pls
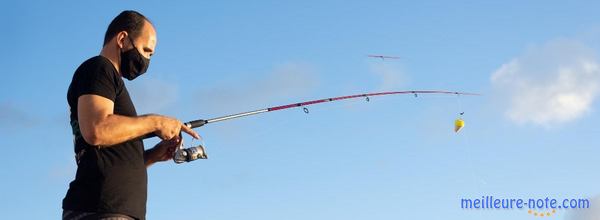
[116,31,129,49]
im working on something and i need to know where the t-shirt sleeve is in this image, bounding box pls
[76,63,118,102]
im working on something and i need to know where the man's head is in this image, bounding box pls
[103,10,157,80]
[104,10,156,59]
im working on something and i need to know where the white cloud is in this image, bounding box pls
[47,162,76,182]
[566,195,599,220]
[368,62,406,91]
[127,78,179,114]
[491,39,600,126]
[0,102,38,129]
[194,62,319,114]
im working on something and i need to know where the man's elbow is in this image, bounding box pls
[81,128,105,146]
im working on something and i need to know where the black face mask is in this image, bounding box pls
[120,36,150,80]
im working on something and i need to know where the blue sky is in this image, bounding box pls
[1,1,599,219]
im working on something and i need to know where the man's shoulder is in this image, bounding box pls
[76,56,116,75]
[72,56,121,86]
[68,55,123,101]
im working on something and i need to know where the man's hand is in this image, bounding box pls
[153,115,200,140]
[144,136,182,167]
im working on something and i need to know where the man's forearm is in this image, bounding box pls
[89,114,158,147]
[144,149,156,168]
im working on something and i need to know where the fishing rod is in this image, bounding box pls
[182,90,479,129]
[149,90,480,163]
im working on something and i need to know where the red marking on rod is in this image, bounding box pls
[267,90,479,112]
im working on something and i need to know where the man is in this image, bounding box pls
[63,10,199,220]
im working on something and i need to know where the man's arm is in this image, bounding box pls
[144,137,181,168]
[78,94,199,147]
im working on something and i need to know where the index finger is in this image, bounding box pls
[181,124,200,139]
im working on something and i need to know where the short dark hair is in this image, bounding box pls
[103,10,151,46]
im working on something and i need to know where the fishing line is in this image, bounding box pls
[454,95,485,185]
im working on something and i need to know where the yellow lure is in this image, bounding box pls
[454,118,465,133]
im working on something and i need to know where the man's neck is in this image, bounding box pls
[100,45,121,75]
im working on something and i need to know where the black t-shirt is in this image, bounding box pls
[63,56,147,220]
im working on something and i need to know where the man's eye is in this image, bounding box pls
[143,48,154,56]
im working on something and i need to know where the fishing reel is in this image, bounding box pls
[173,136,208,164]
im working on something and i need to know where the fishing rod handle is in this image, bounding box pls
[142,119,207,140]
[185,119,208,129]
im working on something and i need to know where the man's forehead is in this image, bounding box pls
[144,20,156,36]
[139,21,157,45]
